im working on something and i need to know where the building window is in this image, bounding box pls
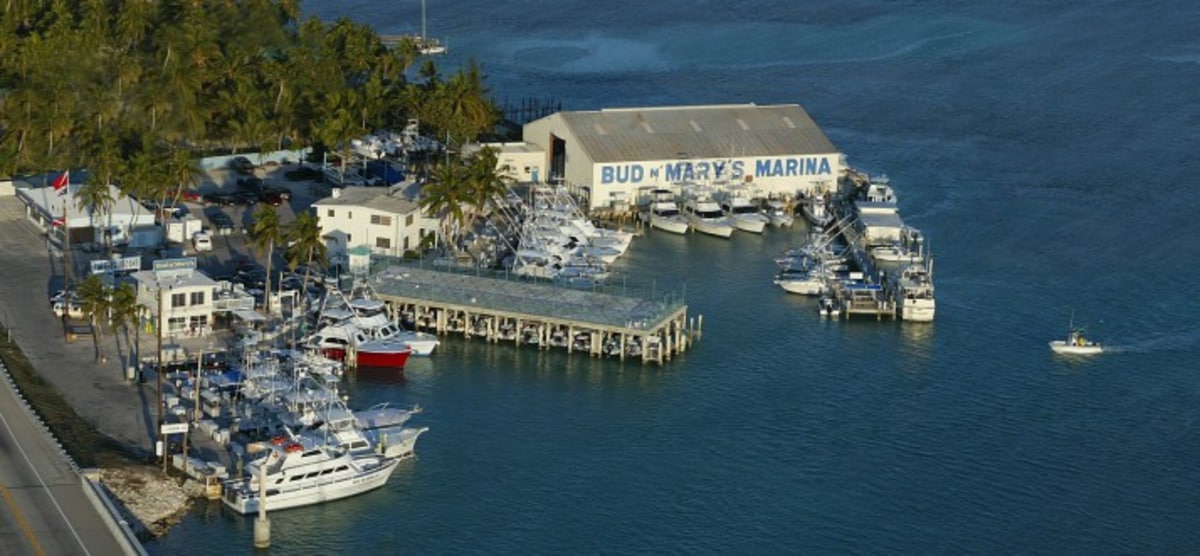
[346,233,352,243]
[406,214,414,226]
[347,211,352,220]
[327,209,334,217]
[171,292,186,308]
[370,215,392,226]
[403,237,409,251]
[376,237,391,249]
[190,291,205,305]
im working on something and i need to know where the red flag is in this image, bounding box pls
[52,217,64,227]
[52,170,69,194]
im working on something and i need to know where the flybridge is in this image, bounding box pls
[599,156,834,184]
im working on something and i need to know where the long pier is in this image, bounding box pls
[361,261,700,365]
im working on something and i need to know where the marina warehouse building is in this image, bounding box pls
[521,103,844,210]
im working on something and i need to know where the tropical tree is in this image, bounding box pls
[463,146,514,226]
[76,274,110,363]
[249,205,283,315]
[75,179,114,250]
[284,210,327,291]
[417,159,469,255]
[108,282,143,368]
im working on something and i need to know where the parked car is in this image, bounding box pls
[258,190,285,206]
[237,176,264,192]
[262,185,291,201]
[209,211,235,235]
[230,156,255,175]
[203,193,238,207]
[192,231,213,252]
[233,190,259,206]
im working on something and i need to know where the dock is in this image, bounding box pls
[361,259,699,365]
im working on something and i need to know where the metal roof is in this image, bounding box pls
[554,104,839,163]
[313,186,421,214]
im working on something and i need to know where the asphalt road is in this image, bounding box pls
[0,366,130,555]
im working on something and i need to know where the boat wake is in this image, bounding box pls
[1100,329,1200,354]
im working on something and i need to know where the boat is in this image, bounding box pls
[818,295,840,318]
[681,197,735,238]
[1049,317,1103,355]
[718,195,769,234]
[303,323,414,369]
[221,433,399,514]
[773,264,836,296]
[317,285,441,356]
[413,0,445,55]
[801,195,833,229]
[763,199,794,227]
[892,264,936,322]
[641,200,690,235]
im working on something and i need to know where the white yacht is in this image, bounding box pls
[641,201,690,235]
[892,264,935,322]
[222,435,399,514]
[682,198,735,238]
[719,196,769,234]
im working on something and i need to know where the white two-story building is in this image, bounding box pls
[132,258,218,340]
[313,186,439,261]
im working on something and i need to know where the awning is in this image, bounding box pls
[233,309,266,322]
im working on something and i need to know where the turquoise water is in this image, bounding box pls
[147,2,1200,553]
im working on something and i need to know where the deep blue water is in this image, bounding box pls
[148,2,1200,553]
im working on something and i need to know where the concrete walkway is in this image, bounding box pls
[0,197,159,455]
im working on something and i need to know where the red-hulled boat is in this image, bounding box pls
[304,324,413,369]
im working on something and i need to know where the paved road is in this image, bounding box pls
[0,365,131,555]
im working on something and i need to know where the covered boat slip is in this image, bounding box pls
[363,259,697,364]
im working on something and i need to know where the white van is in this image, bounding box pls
[193,231,213,252]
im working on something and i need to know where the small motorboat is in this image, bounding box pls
[1049,328,1103,356]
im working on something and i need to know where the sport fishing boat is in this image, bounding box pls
[1049,323,1103,355]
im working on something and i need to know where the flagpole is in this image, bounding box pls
[61,175,71,343]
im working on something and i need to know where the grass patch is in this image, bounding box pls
[0,325,146,469]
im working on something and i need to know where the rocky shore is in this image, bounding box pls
[98,466,196,539]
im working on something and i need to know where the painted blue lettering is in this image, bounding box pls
[805,158,817,175]
[755,160,770,177]
[785,159,799,176]
[631,165,644,183]
[731,161,744,179]
[819,158,831,174]
[601,166,614,184]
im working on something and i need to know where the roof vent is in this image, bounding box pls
[331,188,342,199]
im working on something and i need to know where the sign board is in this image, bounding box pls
[160,422,190,435]
[153,257,197,272]
[153,257,197,279]
[89,255,142,275]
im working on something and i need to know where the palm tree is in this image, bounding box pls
[77,274,111,363]
[463,146,514,227]
[284,210,327,288]
[284,210,328,319]
[418,160,470,255]
[108,282,143,369]
[249,205,284,315]
[76,179,114,251]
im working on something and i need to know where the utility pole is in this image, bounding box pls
[157,283,166,473]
